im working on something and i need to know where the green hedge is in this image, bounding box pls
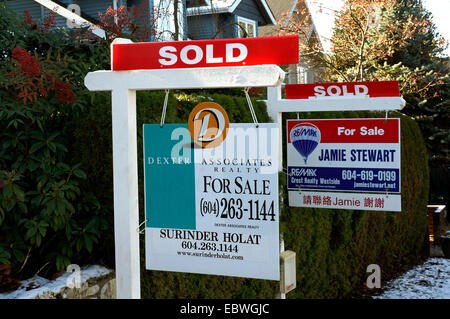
[278,111,429,298]
[71,91,429,298]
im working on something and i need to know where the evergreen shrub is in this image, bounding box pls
[73,91,429,298]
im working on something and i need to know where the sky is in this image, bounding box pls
[422,0,450,56]
[306,0,450,56]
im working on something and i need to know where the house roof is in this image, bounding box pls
[260,0,295,21]
[187,0,277,25]
[259,0,323,50]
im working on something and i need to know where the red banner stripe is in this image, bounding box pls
[112,36,299,71]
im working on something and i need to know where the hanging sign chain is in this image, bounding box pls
[160,89,170,128]
[244,87,259,128]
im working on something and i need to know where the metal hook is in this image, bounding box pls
[138,218,149,234]
[160,89,170,128]
[281,167,290,176]
[244,87,259,128]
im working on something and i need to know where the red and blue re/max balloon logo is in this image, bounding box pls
[290,123,322,164]
[292,126,319,137]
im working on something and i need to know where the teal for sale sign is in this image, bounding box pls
[143,119,279,280]
[144,124,196,230]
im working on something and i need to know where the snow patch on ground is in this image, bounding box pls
[374,258,450,299]
[0,265,112,299]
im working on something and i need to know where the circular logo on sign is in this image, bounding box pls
[290,122,321,164]
[188,102,229,148]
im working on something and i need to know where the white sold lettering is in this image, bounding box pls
[180,45,203,65]
[159,46,178,65]
[313,85,326,96]
[225,43,248,63]
[314,84,369,97]
[355,84,369,95]
[206,44,223,64]
[158,43,248,66]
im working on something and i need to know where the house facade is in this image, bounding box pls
[186,0,276,40]
[6,0,186,40]
[6,0,276,41]
[259,0,324,84]
[6,0,126,28]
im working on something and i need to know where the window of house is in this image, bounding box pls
[297,65,309,84]
[186,0,207,8]
[237,16,257,38]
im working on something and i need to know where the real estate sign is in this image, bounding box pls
[112,36,299,71]
[143,115,279,279]
[287,118,401,211]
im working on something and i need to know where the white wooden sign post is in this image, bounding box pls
[83,37,297,299]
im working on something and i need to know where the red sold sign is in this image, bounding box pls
[285,81,400,99]
[112,36,299,71]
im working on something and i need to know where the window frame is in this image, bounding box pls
[236,16,257,38]
[297,64,309,84]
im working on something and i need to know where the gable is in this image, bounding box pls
[263,0,293,20]
[187,0,275,25]
[234,0,265,25]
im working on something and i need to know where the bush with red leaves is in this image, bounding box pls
[11,48,41,78]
